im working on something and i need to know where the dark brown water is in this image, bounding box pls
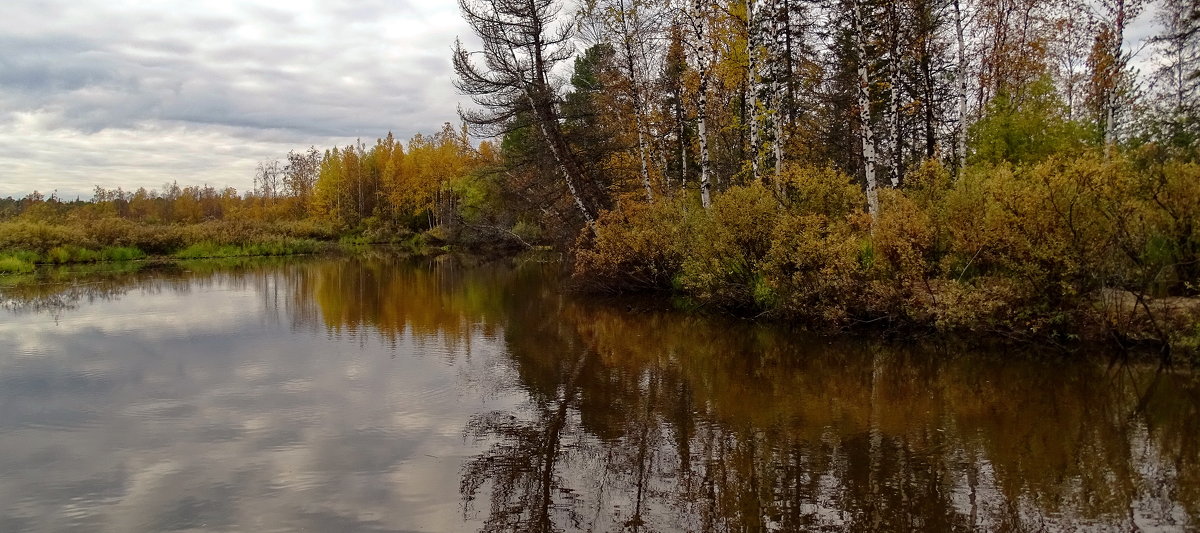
[0,253,1197,532]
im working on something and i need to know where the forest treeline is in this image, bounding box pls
[2,0,1198,353]
[446,0,1200,354]
[0,124,499,270]
[0,123,490,232]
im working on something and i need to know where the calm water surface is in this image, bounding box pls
[0,253,1197,532]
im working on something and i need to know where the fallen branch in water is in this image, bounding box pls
[464,224,534,250]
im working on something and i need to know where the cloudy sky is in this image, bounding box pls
[0,1,1169,200]
[0,0,475,199]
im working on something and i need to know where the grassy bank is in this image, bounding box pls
[0,246,147,274]
[0,215,483,276]
[0,218,339,254]
[172,239,324,259]
[0,218,390,271]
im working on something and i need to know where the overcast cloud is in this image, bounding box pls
[0,1,1167,200]
[0,0,474,199]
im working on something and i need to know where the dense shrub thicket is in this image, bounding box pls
[575,152,1200,355]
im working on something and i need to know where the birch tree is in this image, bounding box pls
[1049,1,1093,122]
[684,0,714,208]
[976,0,1051,108]
[912,0,954,163]
[746,0,763,182]
[768,0,786,180]
[662,23,691,192]
[586,0,660,201]
[885,0,903,188]
[1088,0,1145,149]
[621,0,656,201]
[953,0,969,170]
[254,159,283,201]
[852,0,881,220]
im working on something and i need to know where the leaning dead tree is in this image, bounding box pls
[453,0,599,224]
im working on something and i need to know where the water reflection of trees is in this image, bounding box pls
[5,254,1197,531]
[281,254,562,360]
[460,350,591,533]
[266,254,1200,530]
[0,254,530,350]
[461,296,1200,532]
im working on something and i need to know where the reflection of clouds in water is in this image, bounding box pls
[0,273,519,532]
[1,257,1197,532]
[0,288,259,352]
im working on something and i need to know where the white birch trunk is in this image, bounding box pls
[888,58,901,188]
[680,110,689,188]
[533,109,594,224]
[618,0,655,201]
[853,0,880,221]
[501,32,595,225]
[1104,0,1127,149]
[746,0,761,182]
[887,3,901,188]
[770,0,786,181]
[773,110,784,180]
[698,69,712,209]
[692,0,713,208]
[773,94,784,183]
[635,114,654,200]
[953,0,968,171]
[658,148,670,195]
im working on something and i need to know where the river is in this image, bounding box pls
[0,252,1196,532]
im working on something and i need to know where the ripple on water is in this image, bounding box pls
[120,399,198,420]
[6,409,103,433]
[392,382,454,408]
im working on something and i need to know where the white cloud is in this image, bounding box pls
[0,0,474,198]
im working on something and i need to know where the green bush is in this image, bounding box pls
[174,242,233,259]
[276,219,340,240]
[174,238,322,259]
[5,250,40,263]
[0,256,35,274]
[102,247,147,261]
[676,183,781,308]
[968,76,1093,166]
[761,213,863,325]
[44,245,102,264]
[511,220,543,244]
[174,242,238,259]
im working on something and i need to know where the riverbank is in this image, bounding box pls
[4,200,1196,363]
[0,218,468,275]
